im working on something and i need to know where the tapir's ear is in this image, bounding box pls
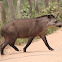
[47,15,51,19]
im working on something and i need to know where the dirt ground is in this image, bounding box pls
[0,29,62,62]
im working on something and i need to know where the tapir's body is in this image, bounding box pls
[1,17,48,38]
[1,15,62,55]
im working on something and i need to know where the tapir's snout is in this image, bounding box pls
[55,21,62,27]
[46,19,62,28]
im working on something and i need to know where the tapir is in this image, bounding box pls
[1,15,62,55]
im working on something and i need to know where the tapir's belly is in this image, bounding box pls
[18,32,29,38]
[18,29,42,38]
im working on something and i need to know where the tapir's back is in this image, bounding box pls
[14,19,36,37]
[1,18,38,38]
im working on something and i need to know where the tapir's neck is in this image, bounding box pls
[34,17,50,34]
[38,17,49,27]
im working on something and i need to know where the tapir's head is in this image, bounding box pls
[46,15,62,27]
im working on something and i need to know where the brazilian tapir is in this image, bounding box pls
[1,15,62,55]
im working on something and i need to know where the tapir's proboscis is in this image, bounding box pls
[0,15,62,55]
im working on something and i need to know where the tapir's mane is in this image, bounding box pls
[36,15,55,18]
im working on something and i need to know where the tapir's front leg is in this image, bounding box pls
[40,35,54,51]
[23,37,34,52]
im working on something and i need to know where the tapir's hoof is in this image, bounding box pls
[23,48,26,52]
[15,48,19,51]
[16,49,19,51]
[1,53,5,55]
[49,48,54,51]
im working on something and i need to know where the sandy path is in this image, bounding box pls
[0,29,62,62]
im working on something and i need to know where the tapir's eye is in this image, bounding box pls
[55,21,58,23]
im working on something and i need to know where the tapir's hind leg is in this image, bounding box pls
[9,44,19,51]
[40,35,54,51]
[1,41,9,55]
[9,39,19,51]
[1,36,10,55]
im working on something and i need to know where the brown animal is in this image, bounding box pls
[1,15,62,55]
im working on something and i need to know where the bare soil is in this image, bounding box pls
[0,29,62,62]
